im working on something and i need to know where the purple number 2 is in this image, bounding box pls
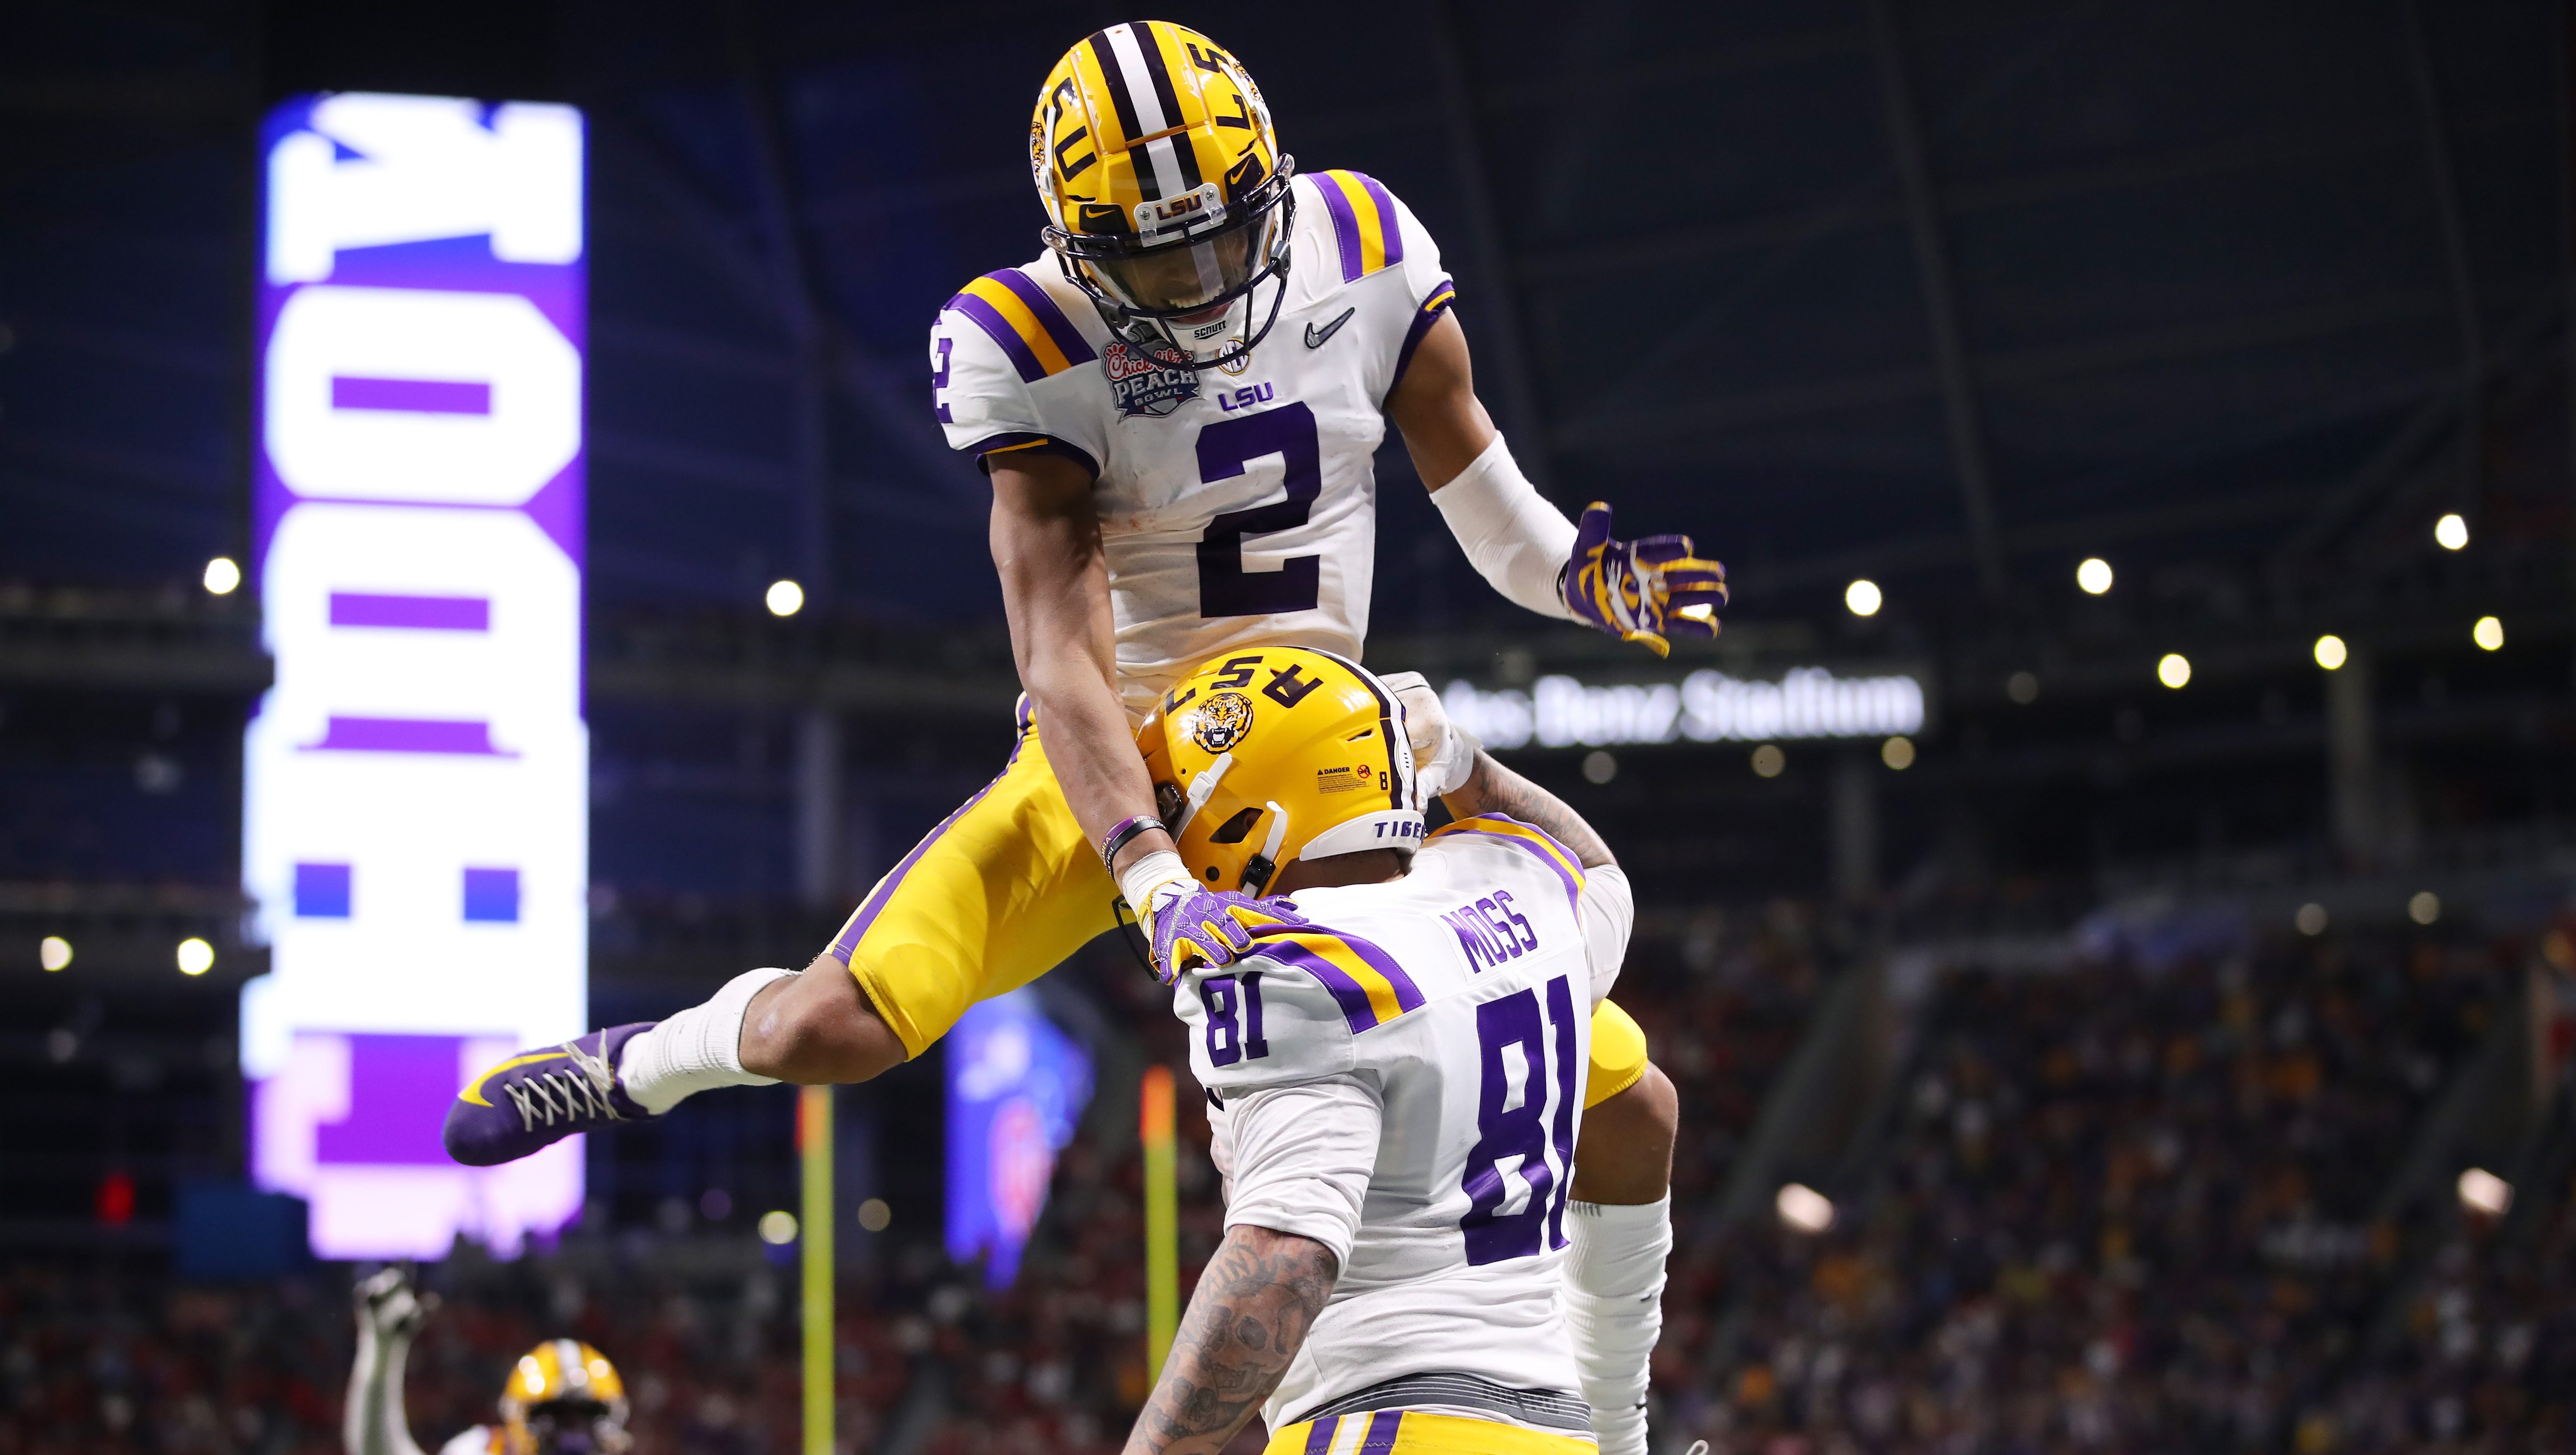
[1460,974,1582,1265]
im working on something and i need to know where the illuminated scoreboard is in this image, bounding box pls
[239,94,588,1259]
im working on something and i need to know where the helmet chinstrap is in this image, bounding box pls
[1045,174,1299,372]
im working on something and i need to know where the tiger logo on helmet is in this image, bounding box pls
[494,1339,630,1455]
[1137,648,1423,897]
[1030,22,1295,370]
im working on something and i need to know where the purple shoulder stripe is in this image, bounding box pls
[1352,172,1405,267]
[1252,938,1383,1034]
[1248,924,1426,1035]
[1314,175,1365,283]
[945,290,1044,383]
[1430,815,1584,912]
[989,269,1097,366]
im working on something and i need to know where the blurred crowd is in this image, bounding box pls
[11,912,2572,1454]
[1668,922,2570,1454]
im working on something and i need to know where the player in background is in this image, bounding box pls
[446,27,1694,1447]
[1125,648,1652,1454]
[344,1267,631,1455]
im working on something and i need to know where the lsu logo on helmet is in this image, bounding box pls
[1139,649,1423,895]
[1029,22,1298,370]
[1190,691,1256,752]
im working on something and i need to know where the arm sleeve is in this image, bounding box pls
[1578,863,1635,1006]
[1219,1075,1383,1266]
[344,1330,430,1455]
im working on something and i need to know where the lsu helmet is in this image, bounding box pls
[498,1340,631,1455]
[1030,21,1294,369]
[1137,648,1423,896]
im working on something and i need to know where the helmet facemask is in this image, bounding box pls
[1046,163,1297,371]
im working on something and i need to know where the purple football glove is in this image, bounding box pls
[1146,883,1308,985]
[1562,502,1729,658]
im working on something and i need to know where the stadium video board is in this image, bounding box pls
[240,93,588,1260]
[946,991,1093,1288]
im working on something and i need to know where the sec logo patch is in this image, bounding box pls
[1191,691,1255,753]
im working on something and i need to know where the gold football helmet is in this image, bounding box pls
[1138,648,1424,895]
[1030,21,1294,368]
[498,1339,630,1455]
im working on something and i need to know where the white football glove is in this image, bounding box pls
[355,1266,435,1343]
[1378,671,1483,801]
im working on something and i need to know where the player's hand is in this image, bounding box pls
[1561,503,1728,658]
[355,1266,437,1342]
[1378,671,1482,800]
[1146,882,1306,984]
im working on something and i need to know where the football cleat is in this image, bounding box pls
[444,1024,659,1167]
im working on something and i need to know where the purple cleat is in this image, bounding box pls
[444,1023,660,1167]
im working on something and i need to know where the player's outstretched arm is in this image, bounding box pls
[1386,312,1727,656]
[1124,1224,1338,1455]
[988,454,1277,978]
[344,1267,433,1455]
[1446,749,1616,871]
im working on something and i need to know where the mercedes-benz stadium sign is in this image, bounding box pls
[239,93,588,1260]
[1444,667,1927,750]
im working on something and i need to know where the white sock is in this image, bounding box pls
[617,966,795,1114]
[1565,1195,1670,1455]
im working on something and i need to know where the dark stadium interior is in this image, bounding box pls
[7,0,2576,1451]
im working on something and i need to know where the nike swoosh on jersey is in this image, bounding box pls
[1304,306,1356,349]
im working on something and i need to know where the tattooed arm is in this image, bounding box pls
[1124,1223,1339,1455]
[1443,750,1617,870]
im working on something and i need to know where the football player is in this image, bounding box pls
[344,1267,631,1455]
[1126,648,1648,1454]
[446,25,1697,1449]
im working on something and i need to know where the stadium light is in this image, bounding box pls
[858,1198,892,1232]
[2077,557,2113,595]
[2408,891,2439,925]
[2295,902,2328,936]
[176,937,214,976]
[1581,751,1617,785]
[1777,1182,1835,1234]
[1750,743,1786,778]
[39,935,72,972]
[766,578,806,617]
[2434,513,2469,551]
[2313,635,2346,670]
[202,556,242,595]
[2473,616,2503,651]
[2006,670,2039,704]
[2157,653,2191,689]
[1881,735,1914,770]
[2457,1167,2512,1216]
[1844,579,1882,617]
[758,1209,799,1244]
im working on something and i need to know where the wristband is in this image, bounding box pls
[1099,814,1165,873]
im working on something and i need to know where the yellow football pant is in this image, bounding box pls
[825,714,1651,1104]
[1263,1410,1595,1454]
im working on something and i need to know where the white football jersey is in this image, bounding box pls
[933,169,1457,719]
[1173,815,1634,1439]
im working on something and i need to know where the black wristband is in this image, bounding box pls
[1099,814,1164,873]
